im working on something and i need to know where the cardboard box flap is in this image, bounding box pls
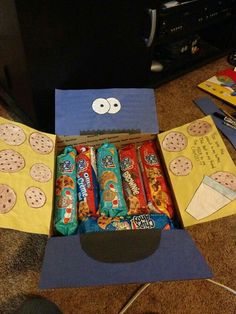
[55,88,159,135]
[157,115,236,227]
[0,117,56,235]
[39,230,212,289]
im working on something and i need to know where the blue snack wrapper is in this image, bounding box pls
[54,146,78,235]
[97,143,128,217]
[78,213,174,233]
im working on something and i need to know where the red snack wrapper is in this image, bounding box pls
[75,146,99,219]
[119,144,148,215]
[138,141,174,218]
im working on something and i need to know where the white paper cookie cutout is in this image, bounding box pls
[25,186,46,208]
[107,98,121,114]
[169,156,193,176]
[92,98,110,114]
[0,149,25,172]
[0,184,17,214]
[29,132,54,154]
[0,123,26,146]
[30,163,52,183]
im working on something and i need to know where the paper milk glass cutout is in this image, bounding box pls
[92,98,121,115]
[186,172,236,220]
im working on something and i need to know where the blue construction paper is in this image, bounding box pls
[193,97,236,149]
[55,88,158,135]
[39,230,212,289]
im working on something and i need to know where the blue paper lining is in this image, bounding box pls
[55,88,159,135]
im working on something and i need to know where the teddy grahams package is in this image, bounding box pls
[158,115,236,227]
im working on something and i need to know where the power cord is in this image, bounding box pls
[118,280,236,314]
[206,279,236,295]
[118,283,151,314]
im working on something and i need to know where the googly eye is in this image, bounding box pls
[107,98,121,114]
[92,98,110,114]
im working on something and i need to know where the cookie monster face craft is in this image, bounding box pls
[55,88,159,135]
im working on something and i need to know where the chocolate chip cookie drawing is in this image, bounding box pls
[169,156,193,176]
[162,131,187,152]
[187,120,212,136]
[0,184,17,214]
[29,132,54,154]
[0,123,26,145]
[30,163,52,183]
[210,171,236,191]
[25,187,46,208]
[0,149,25,172]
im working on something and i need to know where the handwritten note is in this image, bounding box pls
[191,132,225,169]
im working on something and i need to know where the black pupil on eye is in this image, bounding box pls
[100,104,104,107]
[114,104,118,107]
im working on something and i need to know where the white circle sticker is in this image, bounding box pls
[107,97,121,114]
[92,98,110,114]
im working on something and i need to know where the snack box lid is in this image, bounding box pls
[39,229,212,289]
[55,88,159,135]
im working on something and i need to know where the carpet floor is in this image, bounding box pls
[0,57,235,314]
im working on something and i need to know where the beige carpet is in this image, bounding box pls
[0,57,236,314]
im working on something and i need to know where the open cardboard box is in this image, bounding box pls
[2,113,236,290]
[1,86,235,289]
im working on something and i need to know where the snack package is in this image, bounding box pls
[119,144,148,214]
[54,146,78,235]
[76,145,99,220]
[97,143,127,217]
[138,141,174,218]
[78,213,174,233]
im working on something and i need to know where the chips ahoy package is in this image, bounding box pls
[97,143,127,217]
[54,146,78,235]
[138,141,174,218]
[79,213,174,233]
[119,144,148,215]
